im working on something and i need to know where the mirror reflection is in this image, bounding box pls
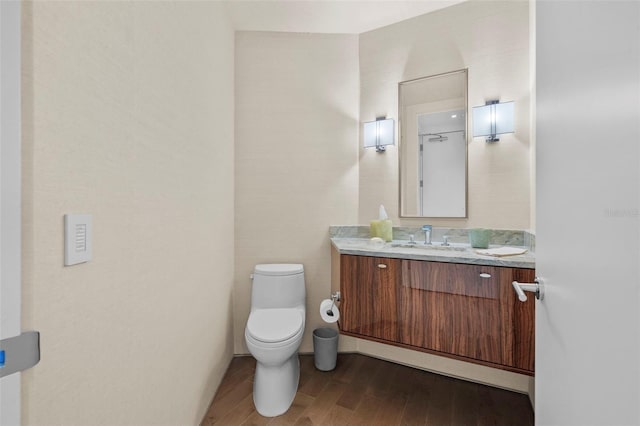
[399,69,468,218]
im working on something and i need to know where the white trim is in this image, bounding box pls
[0,1,22,425]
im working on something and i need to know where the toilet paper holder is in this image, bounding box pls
[324,291,341,317]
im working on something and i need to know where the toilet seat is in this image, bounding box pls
[246,308,304,344]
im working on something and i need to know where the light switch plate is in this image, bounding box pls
[64,214,92,266]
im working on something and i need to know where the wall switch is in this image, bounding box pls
[64,214,92,266]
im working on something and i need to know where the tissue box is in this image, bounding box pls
[469,228,491,249]
[371,220,392,242]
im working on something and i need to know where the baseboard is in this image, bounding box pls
[241,345,533,396]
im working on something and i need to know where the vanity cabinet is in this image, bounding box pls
[338,254,535,375]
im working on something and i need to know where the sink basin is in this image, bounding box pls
[389,242,467,252]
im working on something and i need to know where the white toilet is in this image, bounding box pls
[245,264,306,417]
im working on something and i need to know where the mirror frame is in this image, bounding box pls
[398,68,469,219]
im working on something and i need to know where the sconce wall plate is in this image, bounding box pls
[472,100,514,142]
[364,117,394,152]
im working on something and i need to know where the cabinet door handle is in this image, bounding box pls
[377,264,388,269]
[479,273,491,278]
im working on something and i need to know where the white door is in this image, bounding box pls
[536,1,640,425]
[0,1,22,425]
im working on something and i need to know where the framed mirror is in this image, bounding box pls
[399,69,468,218]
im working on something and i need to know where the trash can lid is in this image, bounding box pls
[313,328,339,339]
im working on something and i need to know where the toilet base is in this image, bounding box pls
[253,354,300,417]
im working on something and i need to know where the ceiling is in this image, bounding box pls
[224,0,467,34]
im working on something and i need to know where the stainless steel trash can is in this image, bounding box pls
[313,328,338,371]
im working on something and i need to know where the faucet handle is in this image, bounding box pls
[422,225,432,245]
[442,235,449,246]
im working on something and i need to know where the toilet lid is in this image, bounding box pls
[254,264,304,276]
[247,309,304,343]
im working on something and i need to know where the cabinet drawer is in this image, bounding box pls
[401,260,501,299]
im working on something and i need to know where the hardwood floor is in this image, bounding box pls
[201,353,534,426]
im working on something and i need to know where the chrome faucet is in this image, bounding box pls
[442,235,450,246]
[422,225,432,245]
[408,234,417,245]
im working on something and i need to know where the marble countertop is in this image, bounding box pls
[331,237,535,269]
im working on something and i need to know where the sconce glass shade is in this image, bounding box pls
[364,118,395,152]
[472,101,514,142]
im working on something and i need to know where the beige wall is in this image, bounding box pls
[234,32,360,354]
[21,2,235,425]
[359,0,531,229]
[529,0,536,232]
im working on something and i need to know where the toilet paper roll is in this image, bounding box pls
[320,299,340,323]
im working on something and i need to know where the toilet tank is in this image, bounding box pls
[251,264,306,310]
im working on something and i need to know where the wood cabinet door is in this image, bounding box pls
[340,255,399,342]
[512,267,535,372]
[400,260,513,366]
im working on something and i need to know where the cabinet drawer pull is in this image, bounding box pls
[479,273,491,278]
[377,264,388,269]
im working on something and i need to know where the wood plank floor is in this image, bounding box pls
[201,354,534,426]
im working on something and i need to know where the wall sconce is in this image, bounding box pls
[472,100,514,142]
[364,117,394,152]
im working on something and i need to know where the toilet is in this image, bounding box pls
[245,263,306,417]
